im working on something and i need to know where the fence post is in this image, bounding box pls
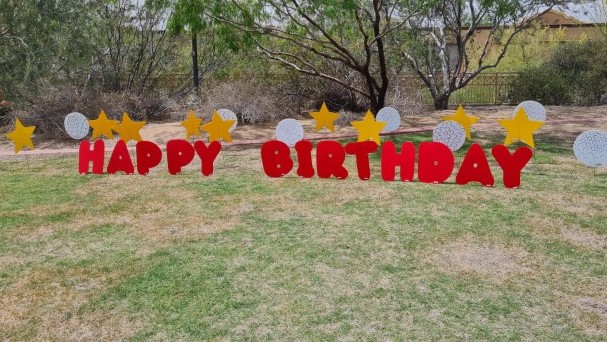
[493,73,499,105]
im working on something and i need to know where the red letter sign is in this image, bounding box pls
[456,143,495,187]
[295,140,315,178]
[380,141,415,182]
[166,140,195,175]
[136,141,162,175]
[107,140,134,175]
[345,141,378,180]
[261,140,294,177]
[79,140,105,174]
[492,145,533,188]
[418,142,454,184]
[194,141,222,176]
[317,141,348,179]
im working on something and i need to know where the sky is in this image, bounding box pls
[557,0,607,22]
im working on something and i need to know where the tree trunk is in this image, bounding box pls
[433,93,450,110]
[369,96,379,114]
[365,82,387,115]
[376,87,387,113]
[191,33,200,93]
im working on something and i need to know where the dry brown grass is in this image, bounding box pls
[0,266,145,341]
[422,238,532,282]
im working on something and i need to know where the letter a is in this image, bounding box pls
[456,144,495,187]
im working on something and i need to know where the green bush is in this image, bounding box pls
[508,40,607,105]
[507,65,571,105]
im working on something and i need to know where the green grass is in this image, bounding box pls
[1,135,606,341]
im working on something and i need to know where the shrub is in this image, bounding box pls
[12,87,176,139]
[507,65,571,105]
[508,40,607,105]
[0,90,13,125]
[198,75,302,124]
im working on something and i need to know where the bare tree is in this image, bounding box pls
[400,0,567,109]
[204,0,426,113]
[93,0,177,95]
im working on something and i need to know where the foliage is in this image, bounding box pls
[0,0,186,108]
[508,39,607,105]
[487,25,567,72]
[90,0,180,95]
[196,0,430,112]
[0,0,198,135]
[0,94,12,123]
[507,65,571,104]
[166,0,245,92]
[0,0,97,101]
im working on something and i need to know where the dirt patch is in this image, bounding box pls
[561,227,607,251]
[542,192,607,217]
[424,239,531,282]
[570,297,607,337]
[578,297,607,316]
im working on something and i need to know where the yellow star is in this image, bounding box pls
[499,108,544,148]
[89,110,119,140]
[351,110,386,145]
[310,102,340,132]
[181,110,203,139]
[201,111,236,143]
[442,105,479,140]
[6,118,36,154]
[113,112,146,143]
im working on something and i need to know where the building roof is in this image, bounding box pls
[465,9,603,30]
[533,10,584,26]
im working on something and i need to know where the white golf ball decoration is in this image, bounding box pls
[64,112,89,140]
[276,119,304,147]
[218,108,238,132]
[376,107,401,133]
[514,101,546,122]
[573,130,607,167]
[433,121,466,151]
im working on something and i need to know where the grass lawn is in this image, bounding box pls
[1,131,606,341]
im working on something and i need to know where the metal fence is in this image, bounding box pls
[450,72,519,105]
[399,72,520,106]
[153,72,520,106]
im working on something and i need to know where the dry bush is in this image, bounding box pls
[197,66,374,125]
[290,70,432,116]
[334,110,363,126]
[292,73,369,113]
[198,76,301,124]
[13,87,178,139]
[192,67,430,125]
[297,72,431,117]
[0,90,13,125]
[388,74,434,115]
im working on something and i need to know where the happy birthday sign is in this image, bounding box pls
[77,136,533,189]
[8,101,604,188]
